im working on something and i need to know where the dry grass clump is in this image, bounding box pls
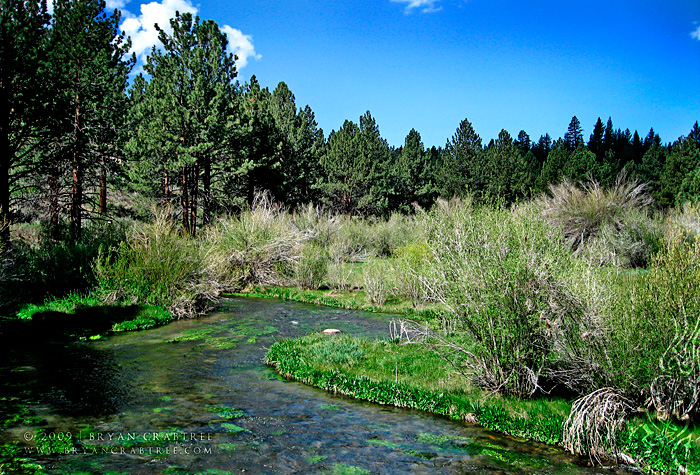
[563,388,636,464]
[205,193,304,287]
[539,174,657,267]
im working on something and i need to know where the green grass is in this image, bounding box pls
[265,333,700,474]
[9,293,173,338]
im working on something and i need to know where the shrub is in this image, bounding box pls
[362,258,394,306]
[295,243,329,290]
[393,241,432,307]
[2,221,128,309]
[539,174,655,266]
[204,194,303,287]
[94,210,206,318]
[423,202,602,398]
[607,231,700,422]
[326,258,354,291]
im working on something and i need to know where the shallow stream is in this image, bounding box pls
[0,298,634,474]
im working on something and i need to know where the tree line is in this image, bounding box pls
[2,0,700,243]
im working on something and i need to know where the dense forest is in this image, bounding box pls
[2,0,700,245]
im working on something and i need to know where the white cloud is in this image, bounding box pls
[120,0,199,63]
[220,25,262,69]
[119,0,259,69]
[692,23,700,40]
[391,0,442,14]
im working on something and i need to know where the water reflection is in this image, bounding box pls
[0,298,634,474]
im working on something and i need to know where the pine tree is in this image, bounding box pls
[48,0,133,237]
[564,116,584,151]
[482,129,529,203]
[658,136,700,207]
[436,118,482,198]
[0,0,50,242]
[129,12,237,232]
[588,117,605,160]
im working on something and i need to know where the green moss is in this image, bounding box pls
[208,406,246,420]
[306,454,325,464]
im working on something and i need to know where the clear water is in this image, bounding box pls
[0,297,635,474]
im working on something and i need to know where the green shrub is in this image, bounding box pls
[362,258,394,306]
[94,211,206,318]
[393,241,432,307]
[295,243,329,290]
[423,202,600,398]
[1,221,128,309]
[607,231,700,422]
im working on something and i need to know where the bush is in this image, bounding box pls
[362,258,394,306]
[393,242,432,307]
[94,211,207,318]
[204,194,303,288]
[606,231,700,422]
[295,243,329,290]
[423,202,602,398]
[1,221,128,309]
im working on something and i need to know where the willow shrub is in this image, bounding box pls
[94,212,205,318]
[423,201,602,398]
[606,230,700,422]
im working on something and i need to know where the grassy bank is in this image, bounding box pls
[5,293,173,339]
[266,333,700,474]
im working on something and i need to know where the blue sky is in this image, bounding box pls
[114,0,700,148]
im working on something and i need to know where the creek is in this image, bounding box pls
[0,297,634,474]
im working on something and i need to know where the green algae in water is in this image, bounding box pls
[221,423,246,433]
[208,406,246,419]
[306,454,326,464]
[367,438,399,448]
[316,403,341,411]
[218,443,237,451]
[330,463,371,475]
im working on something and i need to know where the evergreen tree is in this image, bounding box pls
[0,0,50,242]
[658,136,700,207]
[394,128,426,212]
[537,138,569,189]
[47,0,133,237]
[635,142,667,194]
[436,118,482,198]
[689,121,700,149]
[563,144,597,182]
[320,119,365,214]
[531,134,552,167]
[564,116,584,151]
[515,130,531,154]
[129,12,237,233]
[482,129,529,203]
[588,117,605,160]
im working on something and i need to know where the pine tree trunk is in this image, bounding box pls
[190,162,198,236]
[48,167,60,240]
[181,165,189,235]
[0,126,10,245]
[163,169,170,199]
[202,156,211,226]
[70,95,82,238]
[98,157,107,214]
